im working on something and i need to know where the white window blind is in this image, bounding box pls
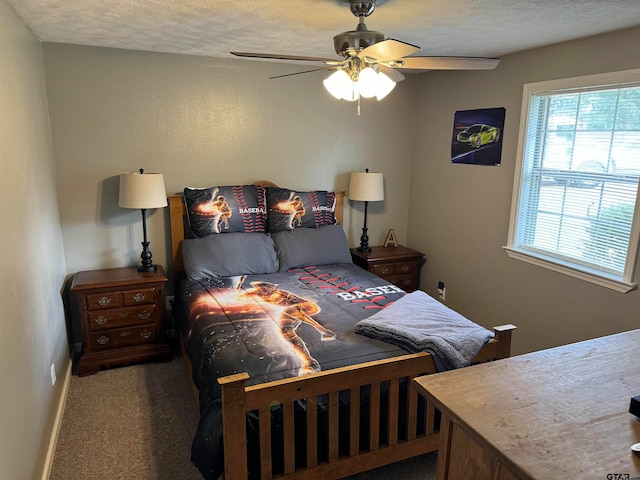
[506,70,640,292]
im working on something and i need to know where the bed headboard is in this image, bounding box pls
[169,181,345,278]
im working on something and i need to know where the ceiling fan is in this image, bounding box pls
[231,0,499,110]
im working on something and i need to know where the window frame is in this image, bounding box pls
[505,69,640,293]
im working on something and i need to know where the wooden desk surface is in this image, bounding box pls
[414,329,640,479]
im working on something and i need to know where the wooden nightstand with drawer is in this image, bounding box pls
[70,266,171,376]
[350,245,425,292]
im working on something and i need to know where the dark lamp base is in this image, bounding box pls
[137,264,157,273]
[358,225,370,253]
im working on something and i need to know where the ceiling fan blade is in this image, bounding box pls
[377,65,405,83]
[400,56,500,70]
[231,51,342,65]
[358,39,420,62]
[269,66,338,80]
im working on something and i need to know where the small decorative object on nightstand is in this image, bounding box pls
[70,266,171,376]
[350,244,425,292]
[383,229,398,248]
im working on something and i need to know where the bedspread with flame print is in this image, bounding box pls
[175,262,410,480]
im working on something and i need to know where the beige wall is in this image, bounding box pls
[0,1,69,479]
[409,26,640,355]
[42,43,417,282]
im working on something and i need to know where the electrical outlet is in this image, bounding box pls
[437,281,446,301]
[50,363,56,386]
[165,296,174,311]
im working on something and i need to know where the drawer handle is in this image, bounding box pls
[94,316,108,326]
[97,335,109,345]
[380,266,392,275]
[118,311,128,318]
[402,279,412,286]
[132,293,146,303]
[400,264,410,272]
[140,330,152,339]
[120,330,130,337]
[139,310,151,320]
[97,296,111,306]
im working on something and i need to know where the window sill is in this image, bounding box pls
[503,247,637,293]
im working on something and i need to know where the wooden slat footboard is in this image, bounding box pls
[218,324,516,480]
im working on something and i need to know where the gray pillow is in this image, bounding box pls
[182,232,278,280]
[271,224,352,271]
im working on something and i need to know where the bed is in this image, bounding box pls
[168,181,516,480]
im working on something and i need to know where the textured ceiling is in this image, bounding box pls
[7,0,640,66]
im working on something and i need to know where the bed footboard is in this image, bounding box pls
[218,324,516,480]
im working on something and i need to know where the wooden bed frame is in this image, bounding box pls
[168,183,516,480]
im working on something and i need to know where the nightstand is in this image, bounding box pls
[350,245,425,292]
[70,266,171,376]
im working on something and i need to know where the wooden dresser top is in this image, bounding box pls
[414,329,640,479]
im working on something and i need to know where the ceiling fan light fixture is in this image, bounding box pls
[324,65,396,102]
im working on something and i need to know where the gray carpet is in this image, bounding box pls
[51,351,437,479]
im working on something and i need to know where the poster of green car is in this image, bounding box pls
[451,107,505,165]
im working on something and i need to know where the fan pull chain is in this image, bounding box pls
[357,96,361,116]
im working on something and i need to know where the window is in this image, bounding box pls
[505,70,640,292]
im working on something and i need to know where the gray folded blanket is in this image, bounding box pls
[354,290,494,371]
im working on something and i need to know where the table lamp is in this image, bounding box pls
[348,169,384,252]
[118,169,167,272]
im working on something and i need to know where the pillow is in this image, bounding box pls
[265,188,336,233]
[271,224,352,271]
[181,232,278,280]
[184,185,266,237]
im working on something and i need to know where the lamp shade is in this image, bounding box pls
[375,71,397,100]
[323,69,359,102]
[119,171,168,209]
[348,171,384,202]
[358,67,379,99]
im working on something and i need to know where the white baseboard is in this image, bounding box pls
[40,359,72,480]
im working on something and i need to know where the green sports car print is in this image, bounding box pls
[457,123,501,148]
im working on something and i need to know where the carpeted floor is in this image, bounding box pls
[50,350,437,479]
